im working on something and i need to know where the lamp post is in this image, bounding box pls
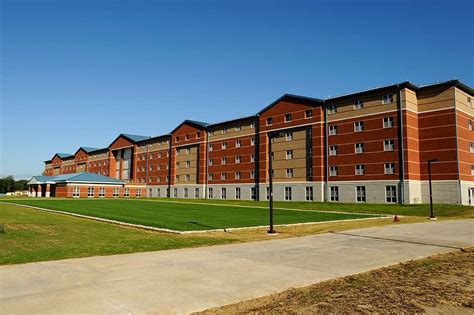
[268,131,286,234]
[428,159,439,219]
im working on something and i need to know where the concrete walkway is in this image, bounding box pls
[1,220,473,314]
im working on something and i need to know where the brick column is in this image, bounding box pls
[45,184,51,198]
[37,185,42,197]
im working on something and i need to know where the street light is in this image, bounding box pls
[268,131,286,234]
[428,159,439,219]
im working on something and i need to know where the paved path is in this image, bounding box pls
[1,220,473,314]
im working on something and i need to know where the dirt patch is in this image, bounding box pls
[198,248,474,314]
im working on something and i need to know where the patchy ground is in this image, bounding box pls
[199,248,474,314]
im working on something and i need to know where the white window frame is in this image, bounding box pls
[208,187,213,198]
[328,105,337,114]
[385,163,396,174]
[329,145,338,156]
[356,186,366,202]
[99,187,105,198]
[285,132,293,141]
[382,94,394,104]
[236,140,241,148]
[286,150,293,160]
[73,186,80,197]
[330,186,339,202]
[236,156,241,164]
[385,186,397,203]
[113,187,120,197]
[305,186,313,201]
[136,188,142,198]
[221,187,227,199]
[305,109,313,118]
[355,143,364,154]
[284,187,292,201]
[329,125,337,135]
[354,100,363,110]
[384,139,395,151]
[87,187,94,198]
[383,116,394,128]
[354,121,364,132]
[286,168,294,178]
[235,171,241,180]
[235,187,241,200]
[285,113,292,122]
[329,166,338,176]
[355,164,365,175]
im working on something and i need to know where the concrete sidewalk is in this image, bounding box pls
[1,220,473,314]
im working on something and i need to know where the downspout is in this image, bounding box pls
[255,115,260,201]
[167,135,172,198]
[205,130,209,199]
[323,102,328,202]
[397,87,405,204]
[453,86,462,204]
[145,139,149,192]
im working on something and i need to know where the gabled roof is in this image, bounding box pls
[170,119,210,134]
[88,147,109,154]
[55,153,74,159]
[207,115,257,128]
[108,133,151,148]
[28,172,125,185]
[257,94,324,115]
[324,80,473,103]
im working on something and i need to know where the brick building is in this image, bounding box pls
[30,80,474,204]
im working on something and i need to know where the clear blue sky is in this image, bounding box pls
[1,0,473,179]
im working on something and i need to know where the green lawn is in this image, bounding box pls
[1,199,377,231]
[145,198,474,218]
[0,203,234,265]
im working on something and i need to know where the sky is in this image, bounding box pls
[1,0,473,179]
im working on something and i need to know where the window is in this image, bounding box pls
[307,148,313,158]
[209,144,214,151]
[186,161,191,168]
[136,188,142,198]
[250,122,256,129]
[236,156,241,164]
[355,164,365,175]
[251,154,256,163]
[469,120,473,131]
[471,165,474,176]
[386,186,397,203]
[235,187,241,199]
[264,187,270,200]
[87,187,94,198]
[195,188,199,198]
[208,187,213,198]
[329,166,338,176]
[186,148,190,154]
[328,105,337,114]
[354,121,364,132]
[286,168,294,178]
[185,174,190,181]
[266,118,273,125]
[251,138,256,146]
[384,139,395,151]
[175,136,179,142]
[197,132,201,138]
[329,146,338,156]
[356,186,366,202]
[330,186,339,202]
[209,159,213,166]
[385,163,396,174]
[222,142,227,149]
[305,187,314,201]
[184,188,189,198]
[329,125,337,135]
[251,187,257,200]
[221,157,227,165]
[113,187,119,197]
[236,124,241,131]
[286,150,294,160]
[185,134,190,140]
[251,171,256,179]
[354,100,363,110]
[235,171,241,180]
[306,128,312,139]
[148,188,152,197]
[382,94,394,104]
[307,167,313,178]
[236,140,241,148]
[223,127,227,134]
[221,173,227,180]
[221,188,227,199]
[355,143,364,154]
[99,187,105,197]
[286,132,293,141]
[285,187,292,201]
[73,187,80,197]
[470,143,474,153]
[175,175,180,182]
[124,188,130,198]
[468,97,472,106]
[157,189,161,198]
[285,114,292,122]
[173,188,177,198]
[305,109,313,118]
[383,117,394,128]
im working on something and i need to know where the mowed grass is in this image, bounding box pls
[1,199,377,231]
[0,203,234,265]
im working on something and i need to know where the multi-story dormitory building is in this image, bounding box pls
[28,79,474,205]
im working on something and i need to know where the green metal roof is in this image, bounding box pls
[28,172,125,185]
[121,133,151,142]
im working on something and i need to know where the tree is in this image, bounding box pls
[0,176,28,193]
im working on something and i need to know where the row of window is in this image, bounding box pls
[329,163,396,176]
[328,94,394,115]
[328,117,394,135]
[74,187,142,198]
[175,132,202,142]
[266,109,313,125]
[209,138,256,151]
[209,171,256,181]
[329,140,395,155]
[209,122,256,136]
[138,151,169,161]
[137,164,169,172]
[330,186,397,203]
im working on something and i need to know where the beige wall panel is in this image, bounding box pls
[455,88,474,115]
[208,120,255,141]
